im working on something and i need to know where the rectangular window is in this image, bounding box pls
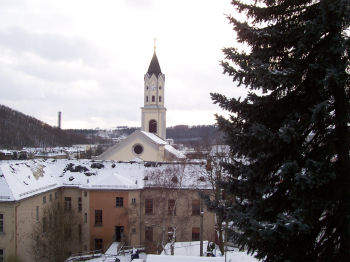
[84,212,87,223]
[132,198,136,205]
[42,217,47,233]
[168,199,176,216]
[0,214,3,233]
[145,199,153,215]
[36,206,39,221]
[132,228,136,234]
[152,95,155,102]
[116,197,123,207]
[43,196,46,204]
[84,191,87,197]
[192,227,200,241]
[78,224,82,243]
[94,238,103,251]
[0,249,4,262]
[54,191,57,199]
[146,96,148,102]
[192,200,200,216]
[159,96,162,102]
[145,226,153,242]
[78,197,82,212]
[49,194,52,201]
[95,210,102,226]
[64,197,72,211]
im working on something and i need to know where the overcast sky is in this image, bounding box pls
[0,0,246,129]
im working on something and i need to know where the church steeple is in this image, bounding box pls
[141,48,167,139]
[147,52,162,75]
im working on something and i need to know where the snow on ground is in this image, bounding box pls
[161,241,221,256]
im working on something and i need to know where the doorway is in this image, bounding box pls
[115,226,124,242]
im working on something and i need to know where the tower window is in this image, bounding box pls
[149,120,157,133]
[159,86,162,90]
[146,86,149,90]
[146,96,148,102]
[152,96,155,102]
[159,96,162,102]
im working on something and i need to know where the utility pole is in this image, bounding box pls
[200,202,204,256]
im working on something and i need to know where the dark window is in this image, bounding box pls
[64,197,72,211]
[192,227,200,241]
[192,200,200,216]
[0,249,3,262]
[132,228,136,234]
[78,224,82,243]
[133,144,143,155]
[159,96,162,102]
[84,191,87,197]
[145,199,153,215]
[0,214,3,233]
[116,197,124,207]
[145,226,153,242]
[43,196,46,204]
[78,197,82,212]
[152,95,155,102]
[36,206,39,221]
[159,86,162,90]
[95,210,102,226]
[84,212,87,223]
[168,199,176,216]
[146,96,148,102]
[168,227,175,242]
[94,238,103,251]
[42,217,47,233]
[64,225,72,240]
[132,198,136,205]
[149,120,157,133]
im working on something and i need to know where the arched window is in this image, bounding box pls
[152,96,155,102]
[159,86,162,90]
[146,96,148,102]
[159,96,162,102]
[149,120,157,133]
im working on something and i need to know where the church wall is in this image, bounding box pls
[104,136,164,162]
[142,108,166,139]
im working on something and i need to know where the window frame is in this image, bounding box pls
[78,197,82,212]
[192,200,200,216]
[145,226,153,242]
[168,199,176,216]
[64,197,72,211]
[95,210,103,226]
[116,197,124,207]
[192,227,200,241]
[0,214,3,233]
[145,199,153,215]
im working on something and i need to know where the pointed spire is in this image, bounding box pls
[147,42,162,75]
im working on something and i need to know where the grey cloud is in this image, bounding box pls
[0,27,105,66]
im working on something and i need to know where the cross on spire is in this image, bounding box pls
[153,38,157,52]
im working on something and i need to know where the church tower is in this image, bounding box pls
[141,49,166,139]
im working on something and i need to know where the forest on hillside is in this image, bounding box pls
[0,105,88,149]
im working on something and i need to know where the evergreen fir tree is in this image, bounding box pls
[211,0,350,261]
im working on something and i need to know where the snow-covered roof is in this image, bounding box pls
[0,159,208,202]
[141,131,168,145]
[165,145,186,159]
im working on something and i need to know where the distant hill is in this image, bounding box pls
[0,105,88,149]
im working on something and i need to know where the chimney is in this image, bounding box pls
[58,111,62,129]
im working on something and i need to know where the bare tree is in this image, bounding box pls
[143,163,193,255]
[31,201,81,262]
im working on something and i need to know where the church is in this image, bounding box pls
[97,49,185,162]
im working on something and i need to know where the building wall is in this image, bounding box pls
[140,188,216,253]
[141,108,167,140]
[89,190,130,251]
[0,202,16,261]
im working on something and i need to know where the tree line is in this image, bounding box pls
[0,104,88,149]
